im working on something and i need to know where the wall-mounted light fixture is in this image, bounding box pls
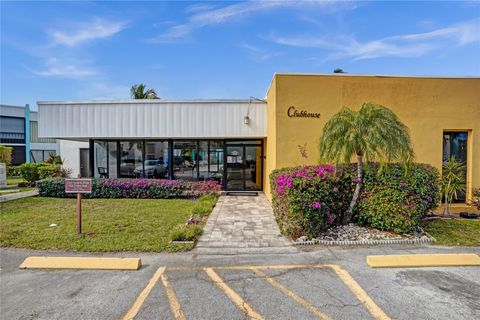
[244,116,250,125]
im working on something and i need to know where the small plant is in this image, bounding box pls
[471,188,480,210]
[170,225,203,242]
[44,153,63,165]
[0,145,13,165]
[441,156,466,214]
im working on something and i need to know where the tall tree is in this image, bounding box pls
[130,84,160,99]
[319,103,414,224]
[333,68,345,73]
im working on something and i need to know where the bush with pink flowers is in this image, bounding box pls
[37,178,221,199]
[270,165,355,238]
[270,163,440,238]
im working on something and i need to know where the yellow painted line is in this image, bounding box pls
[252,268,333,320]
[327,265,390,320]
[204,267,264,320]
[215,264,330,270]
[160,272,186,320]
[366,253,480,268]
[19,256,141,270]
[122,266,165,320]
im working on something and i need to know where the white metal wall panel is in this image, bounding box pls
[38,100,267,139]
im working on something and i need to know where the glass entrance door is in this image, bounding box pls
[226,142,263,191]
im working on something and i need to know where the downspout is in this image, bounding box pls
[24,104,31,163]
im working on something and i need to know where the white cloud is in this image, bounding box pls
[49,18,127,47]
[28,57,98,79]
[149,0,354,43]
[239,43,282,62]
[267,18,480,60]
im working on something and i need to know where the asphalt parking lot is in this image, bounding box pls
[1,246,479,320]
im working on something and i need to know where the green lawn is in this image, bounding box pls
[0,197,200,252]
[6,177,25,185]
[423,219,480,246]
[0,186,35,195]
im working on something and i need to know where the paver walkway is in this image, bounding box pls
[195,193,298,255]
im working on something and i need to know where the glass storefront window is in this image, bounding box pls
[173,141,197,181]
[108,142,118,178]
[199,141,224,184]
[144,141,169,179]
[94,141,108,178]
[120,141,143,178]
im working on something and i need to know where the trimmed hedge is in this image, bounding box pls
[270,163,440,238]
[37,178,222,199]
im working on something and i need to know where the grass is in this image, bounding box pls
[0,197,203,252]
[0,186,35,195]
[169,194,219,242]
[422,219,480,246]
[6,177,25,185]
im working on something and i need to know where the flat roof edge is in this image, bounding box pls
[273,73,480,79]
[37,99,267,105]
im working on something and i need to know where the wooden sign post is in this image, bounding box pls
[65,176,92,234]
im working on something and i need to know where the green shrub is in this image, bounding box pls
[0,145,13,165]
[270,163,440,237]
[37,178,221,199]
[357,163,440,233]
[170,225,203,241]
[19,163,62,183]
[6,165,21,177]
[19,163,40,183]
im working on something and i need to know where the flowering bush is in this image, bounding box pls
[37,178,221,199]
[270,165,355,238]
[270,163,440,238]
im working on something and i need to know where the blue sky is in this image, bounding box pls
[1,1,479,109]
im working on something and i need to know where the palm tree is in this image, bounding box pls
[319,103,414,224]
[130,84,160,99]
[441,156,466,215]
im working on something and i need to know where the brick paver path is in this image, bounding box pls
[195,194,298,255]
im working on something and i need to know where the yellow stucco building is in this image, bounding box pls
[39,73,479,204]
[264,74,480,202]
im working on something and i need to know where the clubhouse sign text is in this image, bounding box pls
[287,106,321,119]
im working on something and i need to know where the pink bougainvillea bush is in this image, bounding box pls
[270,165,355,239]
[270,163,440,238]
[37,178,221,199]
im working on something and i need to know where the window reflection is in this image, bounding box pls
[120,141,143,178]
[94,141,108,178]
[199,141,224,184]
[173,141,197,181]
[144,141,169,178]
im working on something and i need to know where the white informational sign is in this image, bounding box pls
[0,163,6,187]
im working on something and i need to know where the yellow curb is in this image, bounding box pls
[19,256,141,270]
[366,253,480,268]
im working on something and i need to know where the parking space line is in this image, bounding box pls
[215,264,329,270]
[122,266,166,320]
[251,268,333,320]
[327,265,391,320]
[160,272,186,320]
[204,267,265,320]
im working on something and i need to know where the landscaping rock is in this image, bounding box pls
[294,223,434,245]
